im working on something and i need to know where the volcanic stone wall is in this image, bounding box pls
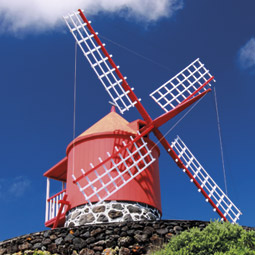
[0,220,210,255]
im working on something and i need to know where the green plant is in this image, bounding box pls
[151,221,255,255]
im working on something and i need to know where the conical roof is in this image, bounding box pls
[78,110,137,138]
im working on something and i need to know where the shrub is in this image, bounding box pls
[151,221,255,255]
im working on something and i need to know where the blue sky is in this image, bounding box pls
[0,0,255,241]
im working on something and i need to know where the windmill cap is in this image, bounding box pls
[77,111,137,138]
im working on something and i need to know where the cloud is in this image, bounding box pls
[8,176,31,197]
[0,0,183,34]
[0,176,31,199]
[238,37,255,71]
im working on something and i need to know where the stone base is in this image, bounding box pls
[65,201,161,227]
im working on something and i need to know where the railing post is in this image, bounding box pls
[45,178,50,222]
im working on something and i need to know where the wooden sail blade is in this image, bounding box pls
[150,58,215,113]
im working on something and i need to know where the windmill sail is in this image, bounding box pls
[72,131,155,206]
[171,136,242,223]
[150,59,215,113]
[63,10,139,114]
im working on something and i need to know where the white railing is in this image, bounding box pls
[45,189,66,222]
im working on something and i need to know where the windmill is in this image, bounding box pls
[44,9,241,229]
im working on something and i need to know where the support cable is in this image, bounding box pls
[72,40,78,175]
[99,34,176,73]
[213,87,228,196]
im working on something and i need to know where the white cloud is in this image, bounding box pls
[0,176,31,199]
[8,176,31,197]
[238,37,255,71]
[0,0,183,34]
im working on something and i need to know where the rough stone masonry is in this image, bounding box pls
[0,220,209,255]
[1,220,254,255]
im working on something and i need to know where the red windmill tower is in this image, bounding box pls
[44,9,242,228]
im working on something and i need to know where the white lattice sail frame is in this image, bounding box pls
[64,11,138,114]
[150,58,216,113]
[72,133,156,206]
[171,136,242,223]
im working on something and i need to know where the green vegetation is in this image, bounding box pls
[151,221,255,255]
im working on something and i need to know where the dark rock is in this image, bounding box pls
[131,244,145,254]
[113,228,120,234]
[55,237,63,245]
[118,236,133,247]
[79,248,95,255]
[47,243,57,253]
[86,237,96,244]
[50,234,57,240]
[134,234,148,243]
[156,228,168,235]
[121,226,129,232]
[42,238,51,245]
[123,214,132,222]
[73,237,83,246]
[71,211,81,219]
[43,230,50,238]
[174,226,183,234]
[0,248,7,255]
[74,229,80,236]
[18,242,32,250]
[84,208,90,213]
[65,233,74,242]
[92,205,105,213]
[32,243,42,249]
[93,240,105,246]
[105,229,113,235]
[148,213,157,220]
[102,248,117,255]
[96,233,105,240]
[93,246,104,251]
[105,237,116,247]
[134,230,143,235]
[127,229,135,235]
[119,247,130,255]
[165,232,173,240]
[127,205,142,214]
[120,231,127,237]
[112,203,124,210]
[150,234,164,247]
[81,231,90,238]
[91,228,103,237]
[30,238,42,244]
[79,213,95,224]
[133,224,143,229]
[108,210,123,219]
[68,222,75,228]
[143,226,154,235]
[97,214,109,223]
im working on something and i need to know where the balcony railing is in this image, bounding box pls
[45,189,66,223]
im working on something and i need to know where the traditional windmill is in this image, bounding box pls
[44,9,242,229]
